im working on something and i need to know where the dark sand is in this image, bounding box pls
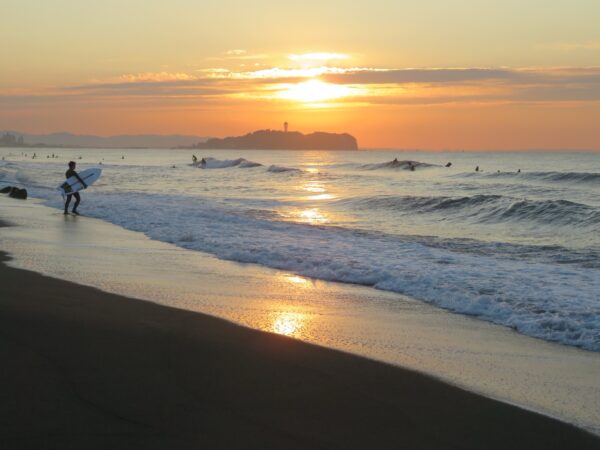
[1,250,599,450]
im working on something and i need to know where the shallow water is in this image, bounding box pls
[1,148,599,350]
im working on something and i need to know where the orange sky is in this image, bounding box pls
[1,0,600,149]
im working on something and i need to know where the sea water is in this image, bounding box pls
[1,148,599,351]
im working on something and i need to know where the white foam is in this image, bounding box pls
[267,165,301,173]
[196,157,262,169]
[35,189,600,352]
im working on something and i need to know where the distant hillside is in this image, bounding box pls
[194,130,359,150]
[1,132,210,149]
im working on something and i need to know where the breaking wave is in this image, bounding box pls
[340,194,600,229]
[193,157,262,169]
[464,171,600,185]
[360,160,437,171]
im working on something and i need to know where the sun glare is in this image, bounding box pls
[278,79,353,103]
[272,312,305,337]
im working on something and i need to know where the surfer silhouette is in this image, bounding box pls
[192,154,198,164]
[64,161,87,215]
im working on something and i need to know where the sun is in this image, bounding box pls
[277,79,353,103]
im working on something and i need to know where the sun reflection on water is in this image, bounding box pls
[272,312,305,337]
[284,274,310,286]
[298,208,329,224]
[304,186,325,193]
[307,193,335,200]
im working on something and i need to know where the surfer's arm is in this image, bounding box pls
[74,173,88,188]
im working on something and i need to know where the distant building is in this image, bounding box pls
[1,132,18,147]
[284,121,288,133]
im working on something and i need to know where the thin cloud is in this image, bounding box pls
[116,72,198,83]
[542,42,600,51]
[225,49,247,56]
[289,52,350,62]
[3,66,600,107]
[207,50,270,61]
[321,68,516,84]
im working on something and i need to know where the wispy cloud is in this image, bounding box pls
[288,53,350,63]
[115,72,198,83]
[542,42,600,51]
[207,50,270,62]
[225,49,247,56]
[2,66,600,108]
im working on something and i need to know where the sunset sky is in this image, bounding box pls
[1,0,600,149]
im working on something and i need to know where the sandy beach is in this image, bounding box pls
[1,246,599,449]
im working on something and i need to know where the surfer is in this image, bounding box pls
[64,161,87,215]
[475,166,480,172]
[192,154,198,164]
[200,157,207,167]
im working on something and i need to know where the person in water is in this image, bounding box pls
[192,154,198,163]
[64,161,87,215]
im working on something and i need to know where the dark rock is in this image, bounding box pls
[1,186,28,199]
[10,187,27,199]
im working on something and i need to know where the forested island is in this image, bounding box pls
[193,130,358,150]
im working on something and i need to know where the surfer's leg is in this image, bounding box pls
[72,192,81,213]
[64,194,72,214]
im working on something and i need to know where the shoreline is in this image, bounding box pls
[1,250,599,449]
[2,196,600,434]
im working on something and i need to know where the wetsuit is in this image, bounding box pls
[64,168,86,213]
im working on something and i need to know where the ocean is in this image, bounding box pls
[1,148,599,351]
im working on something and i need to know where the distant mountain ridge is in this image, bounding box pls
[194,129,359,150]
[1,131,210,148]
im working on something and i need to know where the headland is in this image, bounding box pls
[194,129,359,150]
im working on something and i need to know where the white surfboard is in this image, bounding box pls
[58,168,102,196]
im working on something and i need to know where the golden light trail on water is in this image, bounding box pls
[272,312,305,337]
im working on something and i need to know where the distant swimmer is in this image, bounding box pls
[200,157,207,167]
[409,163,416,171]
[64,161,87,215]
[122,155,125,159]
[517,169,521,173]
[475,166,480,172]
[192,154,198,164]
[445,162,452,167]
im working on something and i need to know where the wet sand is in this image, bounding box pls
[1,249,599,449]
